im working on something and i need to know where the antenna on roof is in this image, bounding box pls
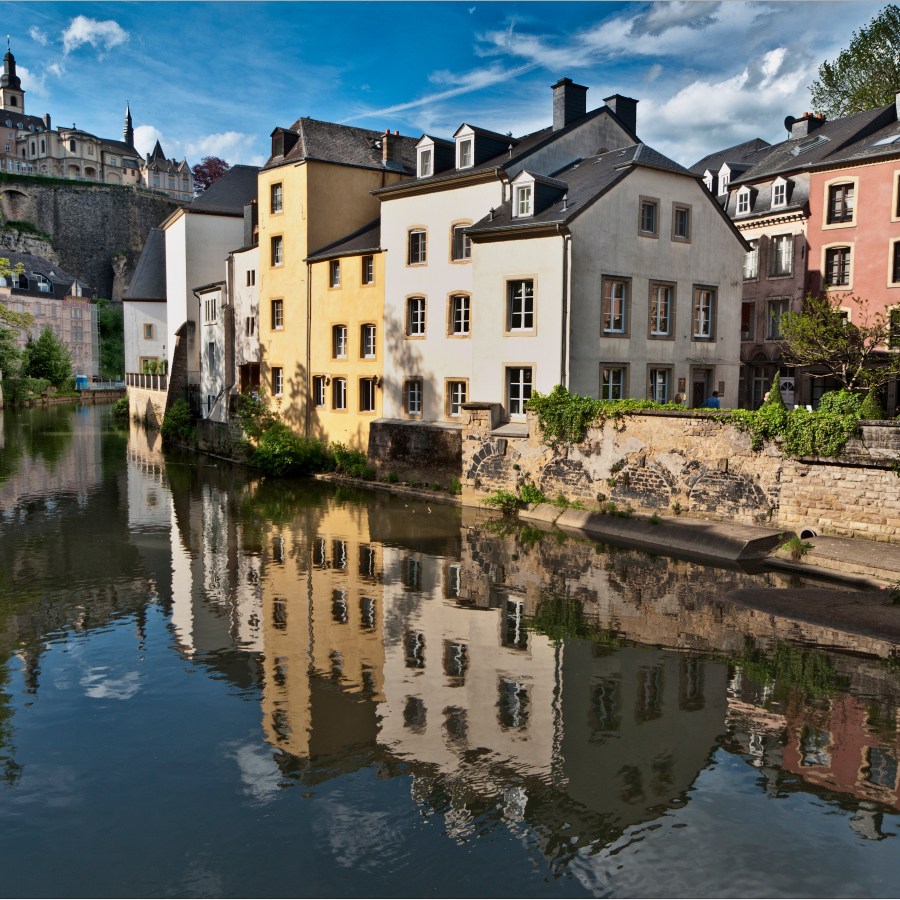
[508,144,513,158]
[562,193,568,211]
[489,207,495,221]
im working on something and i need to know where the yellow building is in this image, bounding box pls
[257,121,415,437]
[306,220,384,448]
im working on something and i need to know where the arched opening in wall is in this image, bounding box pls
[799,528,818,539]
[84,166,97,180]
[67,164,80,179]
[0,188,29,220]
[106,172,120,185]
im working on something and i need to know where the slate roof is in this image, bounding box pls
[722,175,810,221]
[688,138,771,176]
[813,116,900,167]
[0,111,47,133]
[190,164,259,215]
[467,143,692,234]
[124,228,166,302]
[264,118,418,174]
[306,219,381,262]
[1,249,89,296]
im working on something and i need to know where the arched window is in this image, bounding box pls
[69,139,76,152]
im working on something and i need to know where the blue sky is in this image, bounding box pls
[3,1,887,168]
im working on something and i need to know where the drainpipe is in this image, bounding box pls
[305,259,312,437]
[559,228,571,388]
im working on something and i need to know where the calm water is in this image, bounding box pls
[2,404,900,898]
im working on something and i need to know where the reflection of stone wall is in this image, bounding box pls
[461,407,900,542]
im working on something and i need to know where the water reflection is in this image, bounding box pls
[2,404,900,895]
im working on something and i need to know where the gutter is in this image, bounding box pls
[560,227,571,388]
[305,258,312,437]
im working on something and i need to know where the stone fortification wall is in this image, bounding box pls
[128,385,166,429]
[0,177,179,298]
[460,405,900,542]
[368,420,462,486]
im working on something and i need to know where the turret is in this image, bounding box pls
[0,46,25,113]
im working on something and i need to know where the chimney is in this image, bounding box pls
[603,94,638,136]
[42,112,51,130]
[552,78,588,131]
[896,90,900,119]
[382,129,403,165]
[791,111,826,139]
[243,200,258,248]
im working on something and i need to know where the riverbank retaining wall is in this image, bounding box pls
[128,385,166,430]
[460,405,900,543]
[368,419,462,486]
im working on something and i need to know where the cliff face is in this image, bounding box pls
[0,177,180,299]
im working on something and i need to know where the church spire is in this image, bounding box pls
[123,102,134,148]
[1,45,21,91]
[0,44,24,113]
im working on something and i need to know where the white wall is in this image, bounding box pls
[123,299,167,372]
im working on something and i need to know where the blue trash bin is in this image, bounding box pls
[75,375,89,391]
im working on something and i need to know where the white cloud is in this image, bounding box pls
[61,16,129,56]
[18,64,48,98]
[228,741,281,804]
[81,667,141,701]
[28,26,49,47]
[185,131,263,166]
[134,125,165,159]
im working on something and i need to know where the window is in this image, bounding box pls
[514,184,532,217]
[740,302,755,341]
[744,240,759,280]
[359,378,376,413]
[246,269,256,287]
[361,323,376,358]
[419,147,433,178]
[203,295,217,323]
[245,316,255,337]
[451,225,471,261]
[736,190,750,215]
[333,324,348,358]
[769,234,793,276]
[270,183,283,214]
[601,278,628,334]
[772,180,787,207]
[825,246,851,286]
[648,368,670,403]
[406,297,425,336]
[329,260,341,288]
[449,295,470,336]
[507,366,532,417]
[458,138,473,168]
[332,377,347,410]
[313,376,326,407]
[271,299,284,330]
[408,229,426,265]
[639,198,658,236]
[271,236,283,267]
[507,280,534,331]
[719,171,729,192]
[767,298,790,339]
[601,366,626,400]
[673,204,691,241]
[272,366,283,398]
[827,183,854,223]
[404,379,423,416]
[69,139,76,152]
[361,255,374,284]
[649,283,672,336]
[446,380,467,417]
[890,308,900,349]
[692,287,715,339]
[143,323,154,340]
[892,242,900,284]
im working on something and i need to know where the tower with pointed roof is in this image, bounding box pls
[123,103,134,148]
[0,45,25,113]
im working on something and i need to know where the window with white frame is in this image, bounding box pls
[767,297,790,339]
[692,287,715,340]
[769,234,793,276]
[458,138,473,169]
[449,295,470,336]
[408,229,426,265]
[332,377,347,410]
[602,278,628,334]
[601,365,626,400]
[673,204,691,240]
[203,295,217,324]
[359,378,376,413]
[719,170,730,192]
[404,379,423,416]
[451,225,471,261]
[772,179,787,208]
[736,189,751,215]
[246,269,256,287]
[361,323,376,358]
[406,297,426,336]
[333,324,348,358]
[649,283,673,336]
[507,366,532,417]
[892,241,900,284]
[272,366,283,398]
[313,376,326,408]
[271,183,283,214]
[271,299,284,330]
[418,147,433,178]
[507,280,534,331]
[362,255,374,285]
[648,368,670,403]
[514,184,533,217]
[827,182,855,223]
[271,236,283,266]
[446,380,467,417]
[890,308,900,349]
[329,260,341,288]
[744,240,759,280]
[245,315,255,337]
[825,246,851,286]
[639,198,658,236]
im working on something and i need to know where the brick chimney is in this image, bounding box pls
[603,94,638,135]
[791,111,826,139]
[382,128,404,166]
[552,78,588,131]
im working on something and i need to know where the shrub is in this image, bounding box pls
[518,482,547,505]
[859,387,885,420]
[386,472,399,484]
[818,389,861,417]
[780,534,813,561]
[160,398,195,444]
[449,477,462,495]
[330,442,374,479]
[112,397,129,418]
[482,489,520,515]
[251,422,329,476]
[764,372,787,409]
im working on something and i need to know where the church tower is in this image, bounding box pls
[0,45,25,113]
[123,102,134,148]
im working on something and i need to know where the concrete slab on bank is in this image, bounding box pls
[771,535,900,584]
[522,504,784,561]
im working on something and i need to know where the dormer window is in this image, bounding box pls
[719,171,729,192]
[703,171,715,193]
[736,188,751,215]
[419,147,432,178]
[772,178,788,208]
[514,184,533,217]
[458,138,472,169]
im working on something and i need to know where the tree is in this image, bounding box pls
[778,293,900,392]
[191,156,230,195]
[96,298,124,379]
[24,326,72,386]
[810,4,900,118]
[0,255,30,332]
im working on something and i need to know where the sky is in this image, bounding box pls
[2,1,889,169]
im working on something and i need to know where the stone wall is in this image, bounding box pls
[0,177,179,298]
[128,385,166,430]
[460,405,900,542]
[197,418,249,461]
[368,419,462,487]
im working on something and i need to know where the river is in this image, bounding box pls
[1,402,900,898]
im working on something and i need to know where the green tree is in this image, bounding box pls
[810,4,900,117]
[23,326,72,386]
[96,299,124,379]
[0,255,30,333]
[778,293,900,392]
[0,325,22,378]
